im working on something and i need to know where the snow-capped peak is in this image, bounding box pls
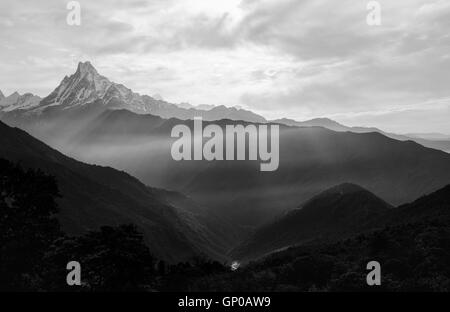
[75,61,112,94]
[36,61,120,110]
[76,61,98,77]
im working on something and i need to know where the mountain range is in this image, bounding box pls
[33,108,450,228]
[0,61,265,123]
[0,91,41,112]
[1,62,449,153]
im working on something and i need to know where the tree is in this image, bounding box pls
[45,224,156,291]
[1,158,156,292]
[0,159,62,290]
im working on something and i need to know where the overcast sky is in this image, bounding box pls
[0,0,449,134]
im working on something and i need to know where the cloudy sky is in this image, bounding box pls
[0,0,449,134]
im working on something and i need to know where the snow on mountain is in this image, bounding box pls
[406,133,450,141]
[37,61,147,113]
[34,61,199,115]
[0,91,41,112]
[0,90,4,100]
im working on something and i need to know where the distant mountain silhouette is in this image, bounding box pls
[231,183,393,261]
[170,122,450,226]
[272,117,450,153]
[2,61,447,151]
[0,120,235,263]
[406,133,450,141]
[272,117,350,132]
[0,91,41,112]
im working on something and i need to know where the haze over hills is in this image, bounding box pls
[1,61,450,280]
[272,118,450,153]
[382,184,450,225]
[191,182,450,291]
[406,133,450,141]
[9,105,449,229]
[0,120,236,263]
[232,181,450,263]
[232,183,393,261]
[272,118,350,132]
[2,61,450,230]
[3,0,450,291]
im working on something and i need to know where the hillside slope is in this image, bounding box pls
[0,120,232,262]
[231,183,393,261]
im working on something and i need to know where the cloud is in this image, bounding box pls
[236,0,450,132]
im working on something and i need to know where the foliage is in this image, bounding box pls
[0,159,61,291]
[0,158,157,291]
[186,219,450,292]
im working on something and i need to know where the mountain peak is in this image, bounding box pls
[0,89,4,100]
[301,183,388,211]
[76,61,99,77]
[35,61,115,110]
